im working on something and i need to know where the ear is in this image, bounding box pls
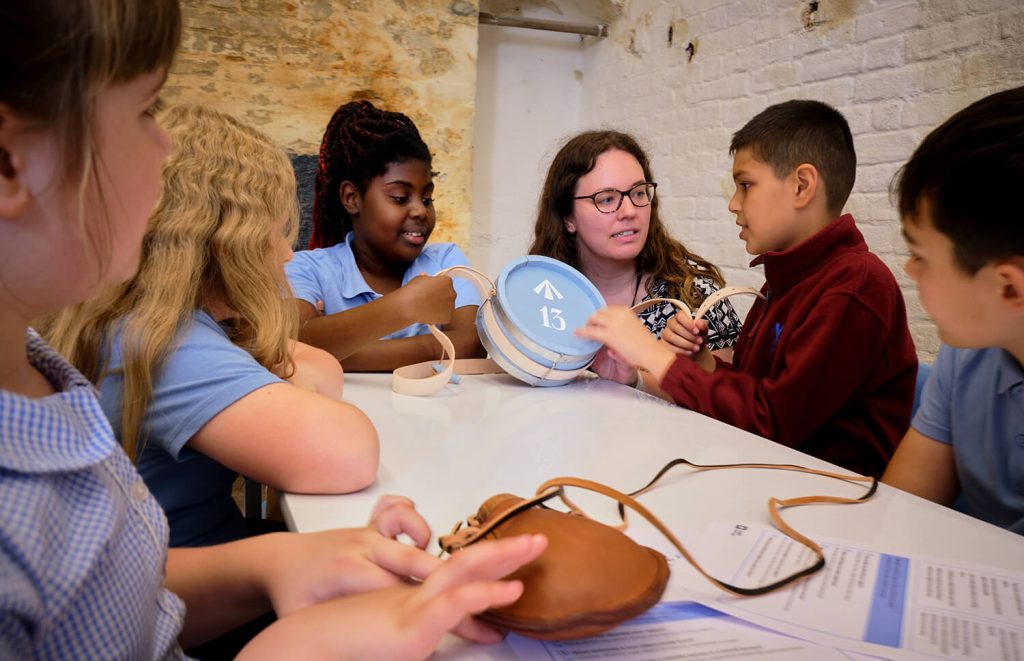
[994,258,1024,313]
[339,180,361,216]
[792,163,820,211]
[0,112,31,219]
[564,214,576,234]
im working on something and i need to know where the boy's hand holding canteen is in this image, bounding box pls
[576,306,677,383]
[397,274,457,326]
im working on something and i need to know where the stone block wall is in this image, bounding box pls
[163,0,481,246]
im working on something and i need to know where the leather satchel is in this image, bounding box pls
[439,460,877,641]
[446,492,669,640]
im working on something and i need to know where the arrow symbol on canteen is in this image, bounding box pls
[533,279,564,301]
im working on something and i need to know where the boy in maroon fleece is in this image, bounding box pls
[579,100,917,477]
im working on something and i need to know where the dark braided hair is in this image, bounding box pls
[310,99,432,249]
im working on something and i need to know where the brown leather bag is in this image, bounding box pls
[439,460,877,641]
[450,492,669,640]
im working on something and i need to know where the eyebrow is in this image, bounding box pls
[900,227,917,245]
[732,170,747,181]
[384,179,434,189]
[593,180,647,192]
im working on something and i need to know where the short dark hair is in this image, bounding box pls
[730,100,856,216]
[894,86,1024,274]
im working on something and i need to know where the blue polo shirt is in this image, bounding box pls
[285,232,482,339]
[912,345,1024,534]
[99,312,283,547]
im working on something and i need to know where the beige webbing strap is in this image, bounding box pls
[439,459,877,598]
[630,285,765,320]
[391,266,504,396]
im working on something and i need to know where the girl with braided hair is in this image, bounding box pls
[287,99,485,371]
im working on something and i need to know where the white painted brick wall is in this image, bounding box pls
[579,0,1024,361]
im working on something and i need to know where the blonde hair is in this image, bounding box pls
[47,104,299,461]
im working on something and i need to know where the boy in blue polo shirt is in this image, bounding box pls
[882,86,1024,535]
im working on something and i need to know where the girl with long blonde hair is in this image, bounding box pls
[47,103,380,547]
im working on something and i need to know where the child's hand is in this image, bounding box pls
[661,315,708,357]
[398,274,457,325]
[262,496,442,617]
[590,346,638,385]
[576,306,677,381]
[239,534,548,660]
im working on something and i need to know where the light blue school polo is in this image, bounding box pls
[912,344,1024,534]
[285,232,482,340]
[99,311,283,547]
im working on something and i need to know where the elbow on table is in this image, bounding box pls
[275,409,380,494]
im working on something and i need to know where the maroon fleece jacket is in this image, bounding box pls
[660,215,917,477]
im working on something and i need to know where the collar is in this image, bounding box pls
[0,330,115,473]
[996,349,1024,395]
[750,214,866,295]
[334,231,379,300]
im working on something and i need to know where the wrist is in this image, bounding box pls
[644,345,677,385]
[633,368,646,392]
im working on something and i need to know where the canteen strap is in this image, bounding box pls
[630,285,765,321]
[391,266,501,396]
[439,458,877,598]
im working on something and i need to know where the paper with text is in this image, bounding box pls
[638,522,1023,661]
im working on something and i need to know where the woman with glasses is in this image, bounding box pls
[529,130,741,361]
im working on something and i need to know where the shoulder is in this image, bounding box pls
[288,244,351,272]
[691,275,721,296]
[934,345,1005,383]
[817,250,903,314]
[163,313,265,374]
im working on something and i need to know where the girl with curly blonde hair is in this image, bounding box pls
[47,103,379,547]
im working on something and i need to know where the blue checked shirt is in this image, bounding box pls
[0,330,186,659]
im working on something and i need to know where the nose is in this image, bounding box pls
[617,194,639,217]
[408,197,428,220]
[728,189,741,215]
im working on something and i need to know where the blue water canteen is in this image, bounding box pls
[391,256,606,395]
[481,255,606,385]
[390,256,765,396]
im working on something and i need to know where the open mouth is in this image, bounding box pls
[400,230,428,244]
[611,229,639,239]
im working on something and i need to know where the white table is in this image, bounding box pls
[281,372,1024,658]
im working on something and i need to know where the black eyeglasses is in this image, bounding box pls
[573,182,657,213]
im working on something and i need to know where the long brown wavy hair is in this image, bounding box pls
[46,104,298,461]
[529,130,723,309]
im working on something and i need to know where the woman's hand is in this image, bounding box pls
[589,346,637,385]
